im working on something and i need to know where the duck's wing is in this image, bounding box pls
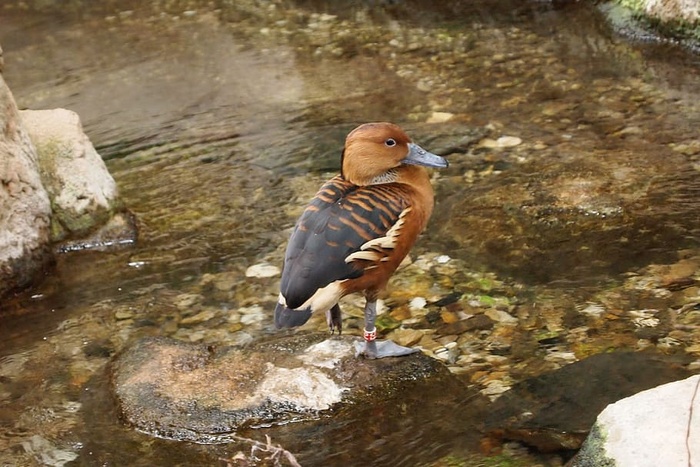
[279,175,407,310]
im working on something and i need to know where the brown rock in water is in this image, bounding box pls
[481,351,693,452]
[110,333,470,444]
[435,150,700,283]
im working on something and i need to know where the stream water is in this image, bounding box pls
[1,1,700,466]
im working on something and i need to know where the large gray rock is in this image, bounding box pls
[572,374,700,467]
[19,108,122,241]
[0,74,52,296]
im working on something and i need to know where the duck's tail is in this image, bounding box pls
[274,301,312,328]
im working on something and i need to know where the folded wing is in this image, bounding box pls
[279,175,408,310]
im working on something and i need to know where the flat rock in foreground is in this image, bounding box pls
[110,334,462,443]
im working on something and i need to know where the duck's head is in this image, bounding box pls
[341,122,448,186]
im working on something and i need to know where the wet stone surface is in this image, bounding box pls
[435,146,700,283]
[111,333,457,442]
[481,351,693,452]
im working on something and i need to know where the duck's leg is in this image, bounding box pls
[326,303,342,334]
[357,299,418,359]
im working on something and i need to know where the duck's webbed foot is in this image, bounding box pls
[356,337,419,359]
[326,303,342,335]
[354,299,418,359]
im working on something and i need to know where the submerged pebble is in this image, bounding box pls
[245,263,281,278]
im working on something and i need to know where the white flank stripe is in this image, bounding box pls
[299,280,345,314]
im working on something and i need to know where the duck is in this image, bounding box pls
[274,122,448,358]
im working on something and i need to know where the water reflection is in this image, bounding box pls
[1,0,699,465]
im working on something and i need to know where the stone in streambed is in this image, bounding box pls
[482,351,693,452]
[110,334,458,442]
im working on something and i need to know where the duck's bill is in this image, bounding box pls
[403,143,449,168]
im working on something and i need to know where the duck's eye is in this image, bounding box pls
[384,138,397,147]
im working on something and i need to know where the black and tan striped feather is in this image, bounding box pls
[279,175,409,310]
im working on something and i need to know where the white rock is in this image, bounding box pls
[479,135,522,149]
[496,135,522,147]
[409,297,427,310]
[245,262,280,278]
[426,111,454,123]
[578,302,606,317]
[435,254,451,264]
[240,306,265,325]
[573,375,700,467]
[20,108,120,237]
[300,339,355,369]
[481,380,511,400]
[484,308,518,324]
[255,365,347,410]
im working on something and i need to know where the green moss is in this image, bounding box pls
[375,314,401,332]
[570,423,616,467]
[428,453,536,467]
[481,455,527,467]
[647,16,700,42]
[617,0,645,11]
[613,0,700,44]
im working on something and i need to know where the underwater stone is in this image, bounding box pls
[482,351,693,452]
[245,262,281,278]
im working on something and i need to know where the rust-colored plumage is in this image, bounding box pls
[275,122,448,358]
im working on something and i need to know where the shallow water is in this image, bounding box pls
[1,0,700,465]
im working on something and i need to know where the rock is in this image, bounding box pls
[640,0,700,24]
[409,296,427,310]
[571,375,700,467]
[437,314,494,334]
[485,308,518,324]
[55,211,137,252]
[407,122,488,157]
[245,262,281,278]
[435,148,700,283]
[478,135,522,148]
[0,74,52,296]
[426,111,454,124]
[20,435,78,467]
[20,109,123,240]
[388,328,425,347]
[180,309,217,325]
[111,334,461,442]
[482,351,693,452]
[239,305,265,324]
[173,293,203,310]
[602,1,700,52]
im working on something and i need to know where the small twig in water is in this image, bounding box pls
[220,434,301,467]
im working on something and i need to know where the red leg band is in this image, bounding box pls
[364,327,377,342]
